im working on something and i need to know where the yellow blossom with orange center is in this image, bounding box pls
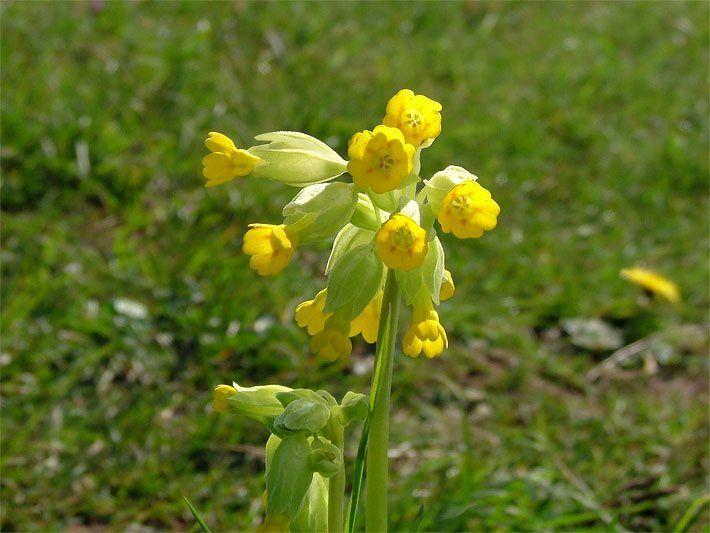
[438,181,500,239]
[375,214,428,271]
[347,125,415,193]
[383,89,442,148]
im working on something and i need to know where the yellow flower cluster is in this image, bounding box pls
[202,88,500,362]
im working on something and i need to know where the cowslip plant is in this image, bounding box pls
[205,89,500,532]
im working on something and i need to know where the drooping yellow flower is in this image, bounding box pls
[438,181,500,239]
[212,384,237,413]
[375,214,428,271]
[349,290,383,343]
[440,269,455,301]
[383,89,442,148]
[295,289,331,335]
[310,318,352,361]
[242,224,298,276]
[621,267,681,303]
[347,125,415,194]
[202,131,264,187]
[403,300,448,358]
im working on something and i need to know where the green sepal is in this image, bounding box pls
[396,236,444,305]
[265,434,314,520]
[324,242,384,319]
[350,193,382,232]
[283,182,357,243]
[325,224,375,274]
[290,474,328,533]
[316,390,338,408]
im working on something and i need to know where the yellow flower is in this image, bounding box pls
[440,269,455,301]
[242,224,298,276]
[212,384,237,413]
[375,214,428,271]
[295,289,331,335]
[383,89,442,148]
[438,181,500,239]
[403,301,448,358]
[347,125,415,193]
[310,318,352,361]
[621,267,680,303]
[349,290,383,343]
[202,131,264,187]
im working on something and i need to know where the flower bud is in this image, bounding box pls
[249,131,347,187]
[273,397,331,436]
[309,437,343,478]
[213,382,292,426]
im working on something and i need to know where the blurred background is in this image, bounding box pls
[2,1,708,531]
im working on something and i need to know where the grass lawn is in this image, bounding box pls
[2,1,708,531]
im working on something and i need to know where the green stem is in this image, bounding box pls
[328,425,345,533]
[365,268,401,532]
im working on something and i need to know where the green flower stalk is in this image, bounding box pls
[205,88,500,532]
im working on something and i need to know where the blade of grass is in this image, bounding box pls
[182,495,212,533]
[673,493,710,533]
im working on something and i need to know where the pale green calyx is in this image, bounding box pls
[325,223,375,274]
[282,182,357,243]
[422,165,479,213]
[248,131,348,187]
[351,193,384,232]
[324,242,384,320]
[222,382,292,426]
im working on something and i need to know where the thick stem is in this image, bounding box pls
[365,269,401,532]
[328,425,345,533]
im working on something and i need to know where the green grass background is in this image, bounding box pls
[2,1,708,531]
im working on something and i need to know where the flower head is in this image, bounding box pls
[349,290,383,343]
[383,89,442,148]
[243,224,298,276]
[438,181,500,239]
[310,318,352,361]
[295,289,331,335]
[202,131,264,187]
[347,125,415,193]
[375,214,428,271]
[621,267,680,303]
[440,269,455,301]
[403,300,448,358]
